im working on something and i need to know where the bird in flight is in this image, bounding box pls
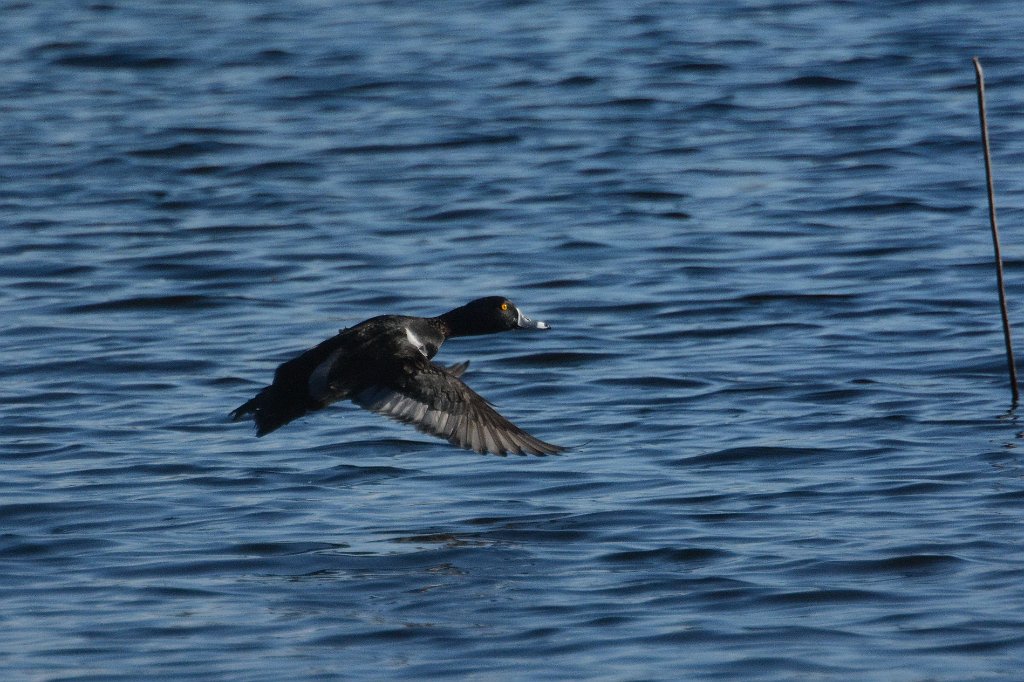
[231,296,563,456]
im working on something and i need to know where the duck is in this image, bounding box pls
[230,296,563,456]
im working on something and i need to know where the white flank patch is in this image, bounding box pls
[406,327,428,357]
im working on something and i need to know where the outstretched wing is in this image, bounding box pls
[350,362,562,456]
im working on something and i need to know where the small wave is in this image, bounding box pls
[597,376,704,389]
[758,588,888,606]
[325,134,519,156]
[128,141,246,158]
[228,160,318,177]
[657,59,729,73]
[53,52,188,69]
[814,554,963,576]
[411,207,498,222]
[611,190,688,202]
[558,74,600,86]
[594,96,662,108]
[677,446,832,465]
[600,547,727,564]
[780,75,858,88]
[222,541,345,556]
[66,294,231,312]
[0,535,116,558]
[317,464,411,484]
[508,351,619,366]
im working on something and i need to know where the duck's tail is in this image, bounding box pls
[230,384,312,437]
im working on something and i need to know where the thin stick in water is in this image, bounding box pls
[973,56,1019,404]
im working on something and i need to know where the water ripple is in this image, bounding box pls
[3,0,1024,680]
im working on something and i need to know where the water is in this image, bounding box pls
[3,1,1024,679]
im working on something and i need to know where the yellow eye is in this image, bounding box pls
[500,303,509,311]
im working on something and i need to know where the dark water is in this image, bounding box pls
[4,1,1024,679]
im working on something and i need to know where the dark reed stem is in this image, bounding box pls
[973,56,1019,405]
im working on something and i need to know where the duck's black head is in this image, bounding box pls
[439,296,550,338]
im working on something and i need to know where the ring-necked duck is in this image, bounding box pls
[231,296,563,455]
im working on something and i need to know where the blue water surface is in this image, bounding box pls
[3,1,1024,679]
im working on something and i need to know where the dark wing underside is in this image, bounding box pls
[350,362,562,456]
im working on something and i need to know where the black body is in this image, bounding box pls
[230,297,562,456]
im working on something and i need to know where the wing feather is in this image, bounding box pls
[351,362,562,456]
